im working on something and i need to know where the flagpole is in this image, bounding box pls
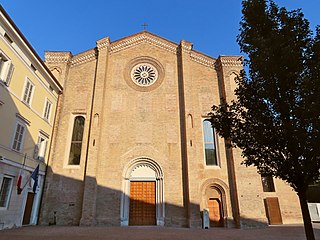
[21,164,39,192]
[21,174,32,191]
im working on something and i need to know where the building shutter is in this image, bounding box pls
[264,197,283,225]
[33,144,39,159]
[37,140,47,161]
[5,63,14,86]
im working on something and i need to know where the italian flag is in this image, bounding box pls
[17,171,22,194]
[17,154,26,195]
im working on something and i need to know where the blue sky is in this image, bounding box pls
[1,1,319,59]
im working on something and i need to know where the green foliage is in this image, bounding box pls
[212,2,320,238]
[210,0,320,193]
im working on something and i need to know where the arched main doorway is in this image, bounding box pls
[120,157,164,226]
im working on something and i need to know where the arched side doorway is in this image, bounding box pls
[121,157,164,226]
[201,179,228,228]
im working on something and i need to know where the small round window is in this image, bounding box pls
[131,63,158,86]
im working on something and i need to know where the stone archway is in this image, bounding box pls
[201,178,228,227]
[120,157,164,226]
[207,188,224,227]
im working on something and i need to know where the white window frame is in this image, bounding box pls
[22,78,35,106]
[43,98,52,121]
[0,175,14,209]
[11,120,26,152]
[0,50,14,86]
[202,118,220,167]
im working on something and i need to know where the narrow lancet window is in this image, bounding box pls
[68,116,85,165]
[203,119,218,166]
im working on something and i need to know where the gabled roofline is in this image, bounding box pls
[109,31,178,55]
[45,31,242,69]
[111,31,179,48]
[0,5,63,93]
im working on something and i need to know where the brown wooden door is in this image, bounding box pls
[129,181,156,226]
[22,192,35,225]
[208,198,223,227]
[264,197,283,225]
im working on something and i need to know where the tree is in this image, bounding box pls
[209,1,320,239]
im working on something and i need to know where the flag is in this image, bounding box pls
[17,154,26,195]
[16,174,22,194]
[30,164,39,193]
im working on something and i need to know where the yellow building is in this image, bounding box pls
[0,6,62,229]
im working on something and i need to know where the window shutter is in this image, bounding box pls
[38,140,47,161]
[33,144,39,159]
[5,63,14,86]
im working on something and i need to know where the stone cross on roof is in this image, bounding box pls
[142,23,148,31]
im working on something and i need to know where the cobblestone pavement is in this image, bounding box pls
[0,224,319,240]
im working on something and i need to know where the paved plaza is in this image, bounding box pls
[0,224,319,240]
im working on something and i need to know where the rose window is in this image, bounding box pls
[131,63,158,86]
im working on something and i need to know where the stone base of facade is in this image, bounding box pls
[240,218,268,229]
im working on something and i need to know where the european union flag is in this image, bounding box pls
[30,164,39,193]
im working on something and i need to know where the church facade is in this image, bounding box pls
[39,31,302,228]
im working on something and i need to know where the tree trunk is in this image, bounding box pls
[298,190,315,240]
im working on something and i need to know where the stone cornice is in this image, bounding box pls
[96,37,110,51]
[16,113,31,125]
[45,51,72,64]
[216,56,243,68]
[190,51,216,69]
[110,31,177,54]
[180,40,193,53]
[71,49,97,67]
[45,50,97,67]
[44,33,241,70]
[109,32,218,69]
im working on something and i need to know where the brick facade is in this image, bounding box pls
[39,31,302,228]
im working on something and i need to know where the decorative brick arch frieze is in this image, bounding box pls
[190,51,216,69]
[121,157,164,226]
[45,51,72,64]
[71,49,97,67]
[110,31,177,55]
[216,56,244,69]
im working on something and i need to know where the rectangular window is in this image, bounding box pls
[0,50,14,86]
[203,119,218,166]
[261,175,275,192]
[0,176,13,208]
[22,78,34,105]
[4,33,13,44]
[43,100,52,121]
[12,122,25,152]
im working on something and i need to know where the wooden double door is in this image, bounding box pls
[129,181,156,226]
[264,197,283,225]
[208,198,223,227]
[22,192,35,225]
